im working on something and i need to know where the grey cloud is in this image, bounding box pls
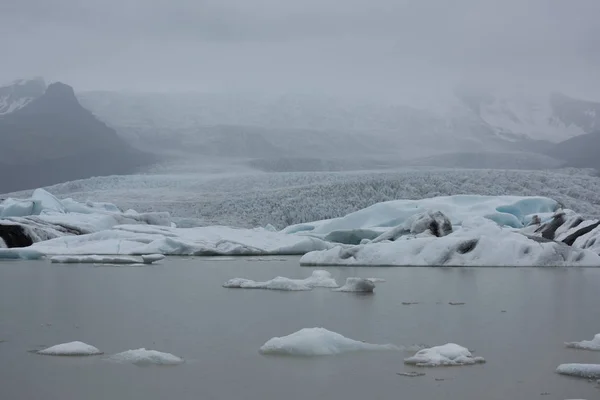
[1,0,599,99]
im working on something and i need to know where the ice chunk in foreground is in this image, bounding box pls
[333,277,376,293]
[565,334,600,351]
[223,270,338,291]
[50,255,162,265]
[556,363,600,379]
[259,327,399,356]
[37,341,102,356]
[107,348,184,365]
[404,343,485,366]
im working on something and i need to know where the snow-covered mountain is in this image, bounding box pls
[0,77,46,116]
[77,88,600,151]
[454,86,600,142]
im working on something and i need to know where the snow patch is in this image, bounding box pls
[259,328,399,356]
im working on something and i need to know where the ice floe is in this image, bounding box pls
[107,348,184,365]
[565,333,600,351]
[37,341,102,356]
[404,343,485,367]
[556,363,600,379]
[259,327,399,356]
[50,254,165,265]
[223,270,338,291]
[332,277,376,293]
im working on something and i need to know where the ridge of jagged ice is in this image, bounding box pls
[107,348,184,365]
[259,328,399,356]
[0,225,335,258]
[37,341,103,356]
[404,343,485,367]
[332,277,376,293]
[556,363,600,379]
[223,270,338,291]
[50,254,165,265]
[283,195,560,238]
[565,333,600,351]
[300,217,600,267]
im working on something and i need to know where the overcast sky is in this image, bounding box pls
[1,0,599,101]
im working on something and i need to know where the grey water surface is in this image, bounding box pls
[1,257,599,400]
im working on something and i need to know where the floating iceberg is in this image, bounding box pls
[556,363,600,379]
[284,195,559,237]
[259,327,399,356]
[107,348,184,365]
[223,270,338,291]
[332,277,376,293]
[50,254,164,265]
[565,333,600,351]
[301,218,600,267]
[37,341,103,356]
[404,343,485,367]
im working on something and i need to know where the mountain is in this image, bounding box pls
[546,130,600,170]
[0,81,157,193]
[454,86,600,143]
[0,77,46,115]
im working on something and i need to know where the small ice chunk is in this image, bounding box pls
[223,277,312,291]
[259,327,399,356]
[223,270,338,291]
[556,363,600,379]
[141,254,166,264]
[108,348,184,365]
[37,341,102,356]
[404,343,485,367]
[565,333,600,351]
[333,277,376,293]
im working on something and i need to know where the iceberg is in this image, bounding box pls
[332,277,376,293]
[284,195,560,237]
[259,327,399,356]
[556,363,600,379]
[107,348,184,365]
[37,341,102,356]
[565,333,600,351]
[223,270,338,291]
[50,254,164,265]
[300,218,600,267]
[404,343,485,367]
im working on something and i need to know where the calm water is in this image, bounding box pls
[1,257,599,400]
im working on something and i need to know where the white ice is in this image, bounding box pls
[107,348,184,365]
[556,363,600,379]
[259,327,399,356]
[284,195,560,236]
[37,341,103,356]
[332,277,376,293]
[301,217,600,267]
[565,334,600,351]
[404,343,485,367]
[50,254,164,265]
[223,270,338,291]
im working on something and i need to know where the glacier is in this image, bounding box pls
[2,189,600,266]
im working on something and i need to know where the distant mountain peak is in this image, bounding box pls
[15,81,85,116]
[0,77,47,116]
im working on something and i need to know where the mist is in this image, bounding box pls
[2,0,600,101]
